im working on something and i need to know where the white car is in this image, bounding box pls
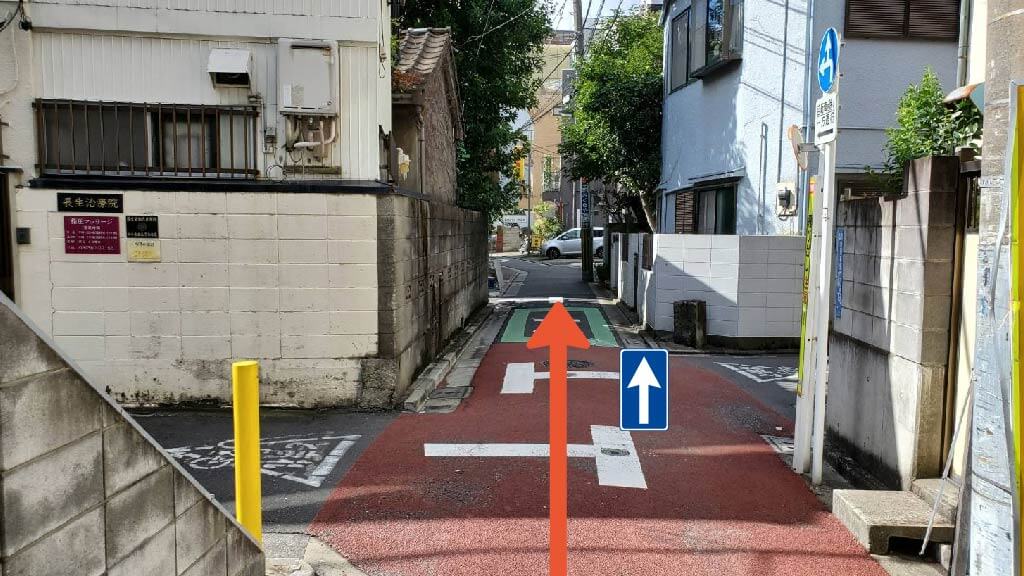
[541,227,604,259]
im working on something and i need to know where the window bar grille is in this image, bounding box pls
[113,102,120,175]
[229,107,235,176]
[157,103,164,175]
[200,107,206,177]
[215,107,221,178]
[84,102,91,173]
[68,100,76,171]
[98,102,105,173]
[186,107,192,176]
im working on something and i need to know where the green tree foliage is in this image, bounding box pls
[399,1,551,220]
[531,201,563,242]
[559,10,663,229]
[872,68,982,194]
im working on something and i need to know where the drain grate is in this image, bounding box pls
[429,387,472,400]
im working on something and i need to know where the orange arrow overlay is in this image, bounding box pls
[527,302,591,576]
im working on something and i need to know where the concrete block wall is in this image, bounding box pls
[374,195,488,404]
[13,188,379,407]
[827,156,959,488]
[644,234,803,342]
[0,293,264,576]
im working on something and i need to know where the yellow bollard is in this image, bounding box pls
[232,360,263,544]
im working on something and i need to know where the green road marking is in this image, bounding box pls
[500,307,618,347]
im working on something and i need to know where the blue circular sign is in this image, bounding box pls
[817,28,840,93]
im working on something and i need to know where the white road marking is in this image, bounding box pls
[424,425,647,489]
[501,362,619,394]
[548,297,563,303]
[716,362,797,387]
[167,433,361,488]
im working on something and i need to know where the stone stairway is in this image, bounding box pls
[833,478,959,555]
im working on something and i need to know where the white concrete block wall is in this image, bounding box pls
[647,234,803,338]
[13,188,379,406]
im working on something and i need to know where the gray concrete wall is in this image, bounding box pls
[0,292,264,576]
[371,196,488,406]
[969,1,1021,572]
[827,156,959,489]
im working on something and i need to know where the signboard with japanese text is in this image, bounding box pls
[127,239,161,262]
[581,181,591,227]
[814,92,837,144]
[64,216,120,254]
[57,192,123,213]
[126,215,159,238]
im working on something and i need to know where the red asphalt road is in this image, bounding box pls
[311,341,886,576]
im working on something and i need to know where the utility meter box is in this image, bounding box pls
[277,39,337,115]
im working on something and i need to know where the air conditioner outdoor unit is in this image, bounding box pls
[277,39,337,115]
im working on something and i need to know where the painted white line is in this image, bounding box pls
[501,362,619,394]
[424,425,646,489]
[424,443,598,458]
[501,362,537,394]
[592,426,647,489]
[548,297,564,303]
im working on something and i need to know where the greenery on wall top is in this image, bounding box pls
[871,68,983,195]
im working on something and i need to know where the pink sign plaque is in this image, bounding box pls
[64,216,121,254]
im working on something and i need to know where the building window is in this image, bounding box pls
[690,0,743,78]
[846,0,960,41]
[674,191,696,234]
[695,185,736,234]
[669,9,691,91]
[35,100,259,178]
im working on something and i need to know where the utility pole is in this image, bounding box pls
[573,0,594,281]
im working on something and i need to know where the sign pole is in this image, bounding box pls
[794,27,840,482]
[811,132,837,484]
[793,178,819,473]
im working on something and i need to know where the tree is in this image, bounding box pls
[870,68,982,194]
[559,10,663,230]
[399,1,551,220]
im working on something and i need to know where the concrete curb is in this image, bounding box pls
[401,303,502,413]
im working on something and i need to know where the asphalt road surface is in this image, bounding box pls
[499,257,595,299]
[310,303,883,576]
[134,408,395,548]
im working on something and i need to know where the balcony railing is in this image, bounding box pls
[34,99,259,179]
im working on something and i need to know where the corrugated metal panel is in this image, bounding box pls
[338,44,379,180]
[30,0,365,17]
[33,32,273,105]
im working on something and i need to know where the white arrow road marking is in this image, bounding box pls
[424,425,647,489]
[501,362,619,394]
[626,357,661,425]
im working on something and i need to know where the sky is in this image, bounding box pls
[549,0,644,32]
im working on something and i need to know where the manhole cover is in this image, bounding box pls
[600,448,630,457]
[542,359,593,369]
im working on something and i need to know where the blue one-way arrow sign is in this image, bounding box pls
[620,349,668,431]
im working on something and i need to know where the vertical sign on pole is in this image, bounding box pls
[794,27,840,483]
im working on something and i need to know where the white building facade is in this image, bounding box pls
[658,0,959,236]
[0,0,486,408]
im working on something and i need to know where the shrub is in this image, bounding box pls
[870,68,982,194]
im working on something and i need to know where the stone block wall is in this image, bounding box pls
[13,188,379,407]
[0,293,264,576]
[374,195,488,404]
[638,234,803,346]
[827,156,959,488]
